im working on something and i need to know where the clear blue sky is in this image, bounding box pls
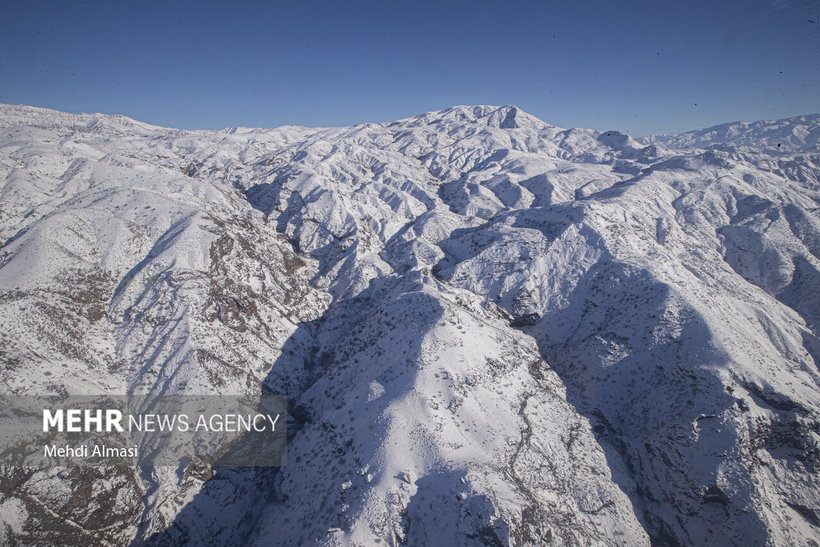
[1,0,818,136]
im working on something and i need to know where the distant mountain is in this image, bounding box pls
[642,113,820,153]
[0,104,818,545]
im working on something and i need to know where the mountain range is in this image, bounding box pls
[0,104,818,545]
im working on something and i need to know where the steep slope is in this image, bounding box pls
[0,104,818,545]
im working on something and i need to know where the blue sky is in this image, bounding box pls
[1,0,818,135]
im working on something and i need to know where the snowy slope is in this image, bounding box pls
[0,104,818,545]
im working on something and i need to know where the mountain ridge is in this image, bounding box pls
[7,102,817,140]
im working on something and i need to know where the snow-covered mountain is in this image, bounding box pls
[642,114,820,154]
[0,103,818,545]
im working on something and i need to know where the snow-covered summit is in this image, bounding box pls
[393,104,551,130]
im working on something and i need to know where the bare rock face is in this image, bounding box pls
[0,103,818,545]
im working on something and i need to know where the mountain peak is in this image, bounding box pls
[396,104,551,130]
